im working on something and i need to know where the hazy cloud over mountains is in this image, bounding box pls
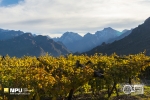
[0,0,150,37]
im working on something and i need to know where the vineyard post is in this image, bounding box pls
[108,81,117,98]
[68,88,74,100]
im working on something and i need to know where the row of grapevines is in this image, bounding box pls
[0,53,150,100]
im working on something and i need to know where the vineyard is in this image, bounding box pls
[0,53,150,100]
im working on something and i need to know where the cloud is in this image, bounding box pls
[0,0,150,37]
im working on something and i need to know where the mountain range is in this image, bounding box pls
[53,28,132,53]
[0,33,70,57]
[85,17,150,56]
[0,29,24,40]
[0,17,150,57]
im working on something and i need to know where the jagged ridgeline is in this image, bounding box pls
[0,53,150,100]
[86,17,150,56]
[0,33,71,57]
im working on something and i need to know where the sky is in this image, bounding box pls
[0,0,150,37]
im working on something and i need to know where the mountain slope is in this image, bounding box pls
[85,17,150,55]
[0,33,70,57]
[53,32,82,44]
[53,28,123,53]
[107,29,132,43]
[0,29,24,40]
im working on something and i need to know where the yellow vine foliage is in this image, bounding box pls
[0,53,149,99]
